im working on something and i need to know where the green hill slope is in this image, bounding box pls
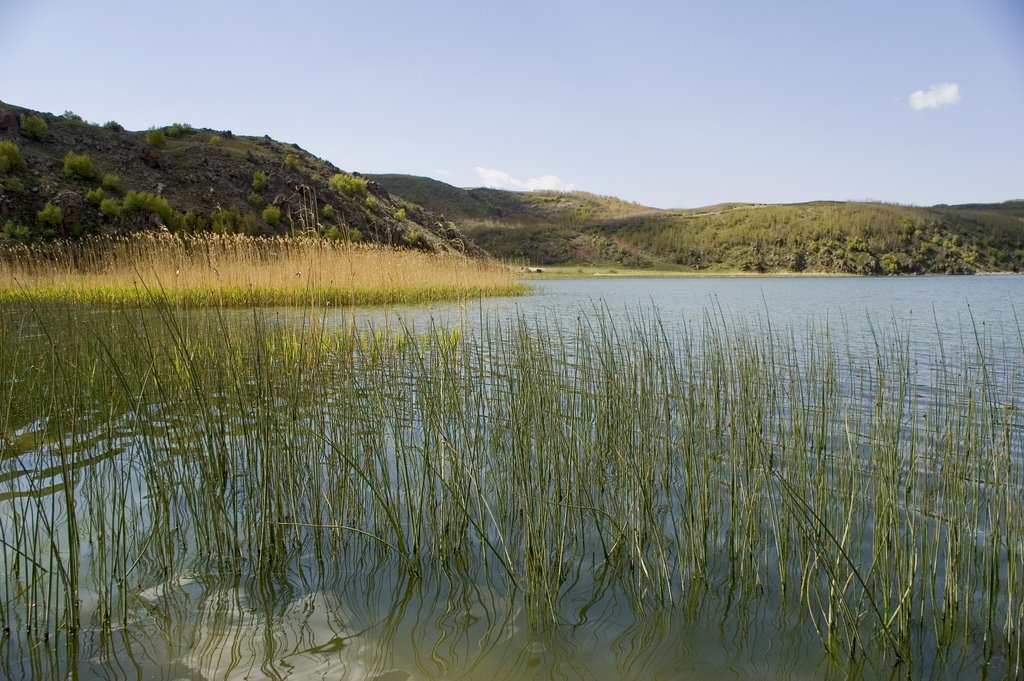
[0,103,480,254]
[369,174,1024,274]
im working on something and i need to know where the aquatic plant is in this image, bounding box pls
[0,301,1020,678]
[0,233,526,307]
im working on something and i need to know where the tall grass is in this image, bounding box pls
[0,233,527,306]
[0,301,1021,678]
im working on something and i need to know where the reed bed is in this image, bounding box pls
[0,302,1021,679]
[0,234,527,306]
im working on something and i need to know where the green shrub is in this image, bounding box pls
[211,209,234,234]
[165,123,191,138]
[349,227,362,242]
[99,198,122,219]
[402,228,428,249]
[0,140,26,174]
[322,204,335,219]
[145,128,167,149]
[247,191,265,208]
[285,154,300,169]
[122,190,172,223]
[61,110,83,122]
[239,212,265,236]
[396,207,407,220]
[323,225,342,240]
[251,170,268,192]
[262,205,281,226]
[2,220,30,241]
[85,187,105,205]
[103,120,124,131]
[63,151,95,180]
[880,252,900,275]
[37,202,62,228]
[20,114,48,141]
[208,134,222,145]
[180,210,209,233]
[329,173,367,197]
[2,176,25,193]
[101,174,121,192]
[365,195,378,210]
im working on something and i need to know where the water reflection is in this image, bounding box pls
[2,275,1023,680]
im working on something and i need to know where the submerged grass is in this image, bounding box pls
[0,234,527,306]
[0,300,1022,678]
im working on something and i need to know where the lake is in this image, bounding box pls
[1,275,1022,680]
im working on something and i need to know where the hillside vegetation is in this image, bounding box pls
[370,174,1024,274]
[0,103,479,255]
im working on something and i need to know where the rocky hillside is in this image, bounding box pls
[369,174,1024,274]
[0,103,480,255]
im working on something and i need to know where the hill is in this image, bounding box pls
[368,174,1024,274]
[0,103,480,255]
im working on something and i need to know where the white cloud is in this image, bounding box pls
[474,167,576,192]
[909,82,961,111]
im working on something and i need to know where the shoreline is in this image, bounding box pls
[518,265,1022,280]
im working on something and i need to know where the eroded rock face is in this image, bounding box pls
[0,108,19,132]
[141,146,167,170]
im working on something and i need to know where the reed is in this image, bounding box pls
[0,301,1021,678]
[0,234,527,306]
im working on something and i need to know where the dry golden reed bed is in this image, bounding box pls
[0,234,527,306]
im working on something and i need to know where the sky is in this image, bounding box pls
[1,0,1022,208]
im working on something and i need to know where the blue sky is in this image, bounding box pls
[2,0,1021,208]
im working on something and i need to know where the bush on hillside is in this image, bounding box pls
[145,128,167,149]
[2,176,25,193]
[99,198,122,219]
[251,170,268,193]
[329,173,367,197]
[122,190,172,224]
[0,141,26,174]
[166,123,192,138]
[101,174,121,192]
[37,202,62,228]
[262,205,281,227]
[2,220,31,242]
[20,114,48,141]
[85,187,105,205]
[63,151,95,180]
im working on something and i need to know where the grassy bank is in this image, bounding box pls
[0,233,527,306]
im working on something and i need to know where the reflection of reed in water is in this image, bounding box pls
[122,574,379,679]
[1,304,1023,679]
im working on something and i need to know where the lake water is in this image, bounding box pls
[338,274,1024,351]
[2,275,1022,680]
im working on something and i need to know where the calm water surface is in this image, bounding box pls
[2,275,1022,680]
[340,275,1024,349]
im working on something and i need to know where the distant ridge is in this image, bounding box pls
[369,174,1024,274]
